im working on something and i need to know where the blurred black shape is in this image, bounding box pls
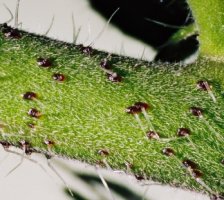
[89,0,194,48]
[155,34,199,62]
[88,0,198,62]
[77,173,146,200]
[65,188,88,200]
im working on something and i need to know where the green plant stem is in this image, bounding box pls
[188,0,224,58]
[0,26,223,196]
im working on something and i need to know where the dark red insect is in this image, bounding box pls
[146,130,160,140]
[18,140,30,148]
[177,128,191,137]
[182,159,198,169]
[80,46,93,55]
[2,24,21,39]
[37,58,52,67]
[125,106,141,114]
[19,140,35,155]
[25,147,34,155]
[18,140,31,154]
[197,80,211,91]
[135,174,145,181]
[134,102,149,110]
[98,149,109,156]
[52,73,65,82]
[5,29,21,39]
[44,140,55,147]
[0,141,11,149]
[190,107,203,117]
[100,59,111,69]
[107,73,122,83]
[192,169,203,179]
[28,108,41,118]
[23,92,37,100]
[162,147,175,156]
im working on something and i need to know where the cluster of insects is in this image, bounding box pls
[0,19,123,197]
[2,23,21,39]
[123,80,223,199]
[77,44,123,83]
[100,56,123,83]
[0,22,75,194]
[1,21,224,199]
[0,2,223,199]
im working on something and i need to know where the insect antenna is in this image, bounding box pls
[162,148,217,197]
[197,80,217,103]
[190,107,224,142]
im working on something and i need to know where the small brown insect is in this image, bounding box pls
[25,147,34,155]
[79,45,93,55]
[107,73,122,83]
[23,92,37,100]
[197,80,217,103]
[134,102,149,111]
[0,141,11,149]
[19,140,31,153]
[98,149,109,156]
[162,147,175,156]
[135,174,145,181]
[37,58,52,67]
[191,169,203,179]
[2,24,21,39]
[52,73,65,82]
[44,139,55,147]
[100,59,111,69]
[190,107,203,117]
[177,128,191,137]
[197,80,211,91]
[146,130,160,140]
[182,159,198,169]
[19,140,30,148]
[5,29,21,39]
[28,108,41,118]
[125,106,141,115]
[126,103,146,131]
